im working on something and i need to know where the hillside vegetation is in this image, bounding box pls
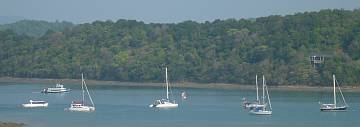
[0,20,74,37]
[1,9,360,86]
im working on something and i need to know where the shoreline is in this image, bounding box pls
[0,122,24,127]
[0,77,359,92]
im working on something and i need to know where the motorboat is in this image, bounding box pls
[22,100,48,108]
[42,83,70,93]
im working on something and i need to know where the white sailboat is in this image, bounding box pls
[249,75,272,115]
[243,75,266,109]
[67,74,95,112]
[320,74,348,111]
[149,67,178,108]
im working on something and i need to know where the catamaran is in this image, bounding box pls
[249,75,272,115]
[42,83,70,93]
[22,100,48,108]
[243,75,266,109]
[320,75,348,111]
[149,67,178,108]
[67,74,95,112]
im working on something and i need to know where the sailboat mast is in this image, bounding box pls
[333,74,336,106]
[81,73,85,104]
[262,75,265,104]
[256,75,259,101]
[166,67,169,100]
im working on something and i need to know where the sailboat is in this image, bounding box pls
[67,74,95,112]
[249,75,272,115]
[320,75,348,111]
[243,75,266,109]
[149,67,178,108]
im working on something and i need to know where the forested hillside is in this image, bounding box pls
[0,20,74,37]
[1,9,360,86]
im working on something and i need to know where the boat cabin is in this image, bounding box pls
[71,101,85,107]
[29,100,47,104]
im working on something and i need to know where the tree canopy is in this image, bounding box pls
[1,9,360,86]
[0,20,74,37]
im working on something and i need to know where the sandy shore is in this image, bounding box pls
[0,77,359,92]
[0,122,24,127]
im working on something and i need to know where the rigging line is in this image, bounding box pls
[335,79,348,107]
[83,75,95,107]
[265,78,272,110]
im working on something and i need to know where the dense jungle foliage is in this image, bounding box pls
[1,9,360,86]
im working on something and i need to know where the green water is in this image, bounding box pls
[0,83,359,127]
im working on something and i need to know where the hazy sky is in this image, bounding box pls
[1,0,360,23]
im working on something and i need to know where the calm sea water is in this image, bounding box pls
[0,83,360,127]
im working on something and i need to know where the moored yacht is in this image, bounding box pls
[243,75,266,109]
[320,75,348,111]
[42,83,70,93]
[22,100,48,108]
[67,74,95,112]
[249,75,272,115]
[149,67,178,108]
[68,101,95,112]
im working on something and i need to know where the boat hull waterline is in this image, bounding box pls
[22,100,48,108]
[249,110,272,115]
[68,106,95,112]
[149,103,178,108]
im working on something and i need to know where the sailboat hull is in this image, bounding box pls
[249,110,272,115]
[149,101,178,108]
[152,103,178,108]
[320,106,347,111]
[68,106,95,112]
[245,103,266,109]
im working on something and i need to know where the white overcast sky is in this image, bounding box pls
[1,0,360,23]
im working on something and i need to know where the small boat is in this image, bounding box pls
[22,100,48,108]
[67,74,95,112]
[249,75,272,115]
[181,91,187,100]
[320,75,348,111]
[42,83,70,93]
[149,67,178,108]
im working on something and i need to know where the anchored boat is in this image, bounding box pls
[149,67,178,108]
[320,75,348,111]
[42,83,70,93]
[243,75,266,109]
[249,75,272,115]
[22,100,48,108]
[67,74,95,112]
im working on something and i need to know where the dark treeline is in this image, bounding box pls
[1,9,360,86]
[0,20,74,37]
